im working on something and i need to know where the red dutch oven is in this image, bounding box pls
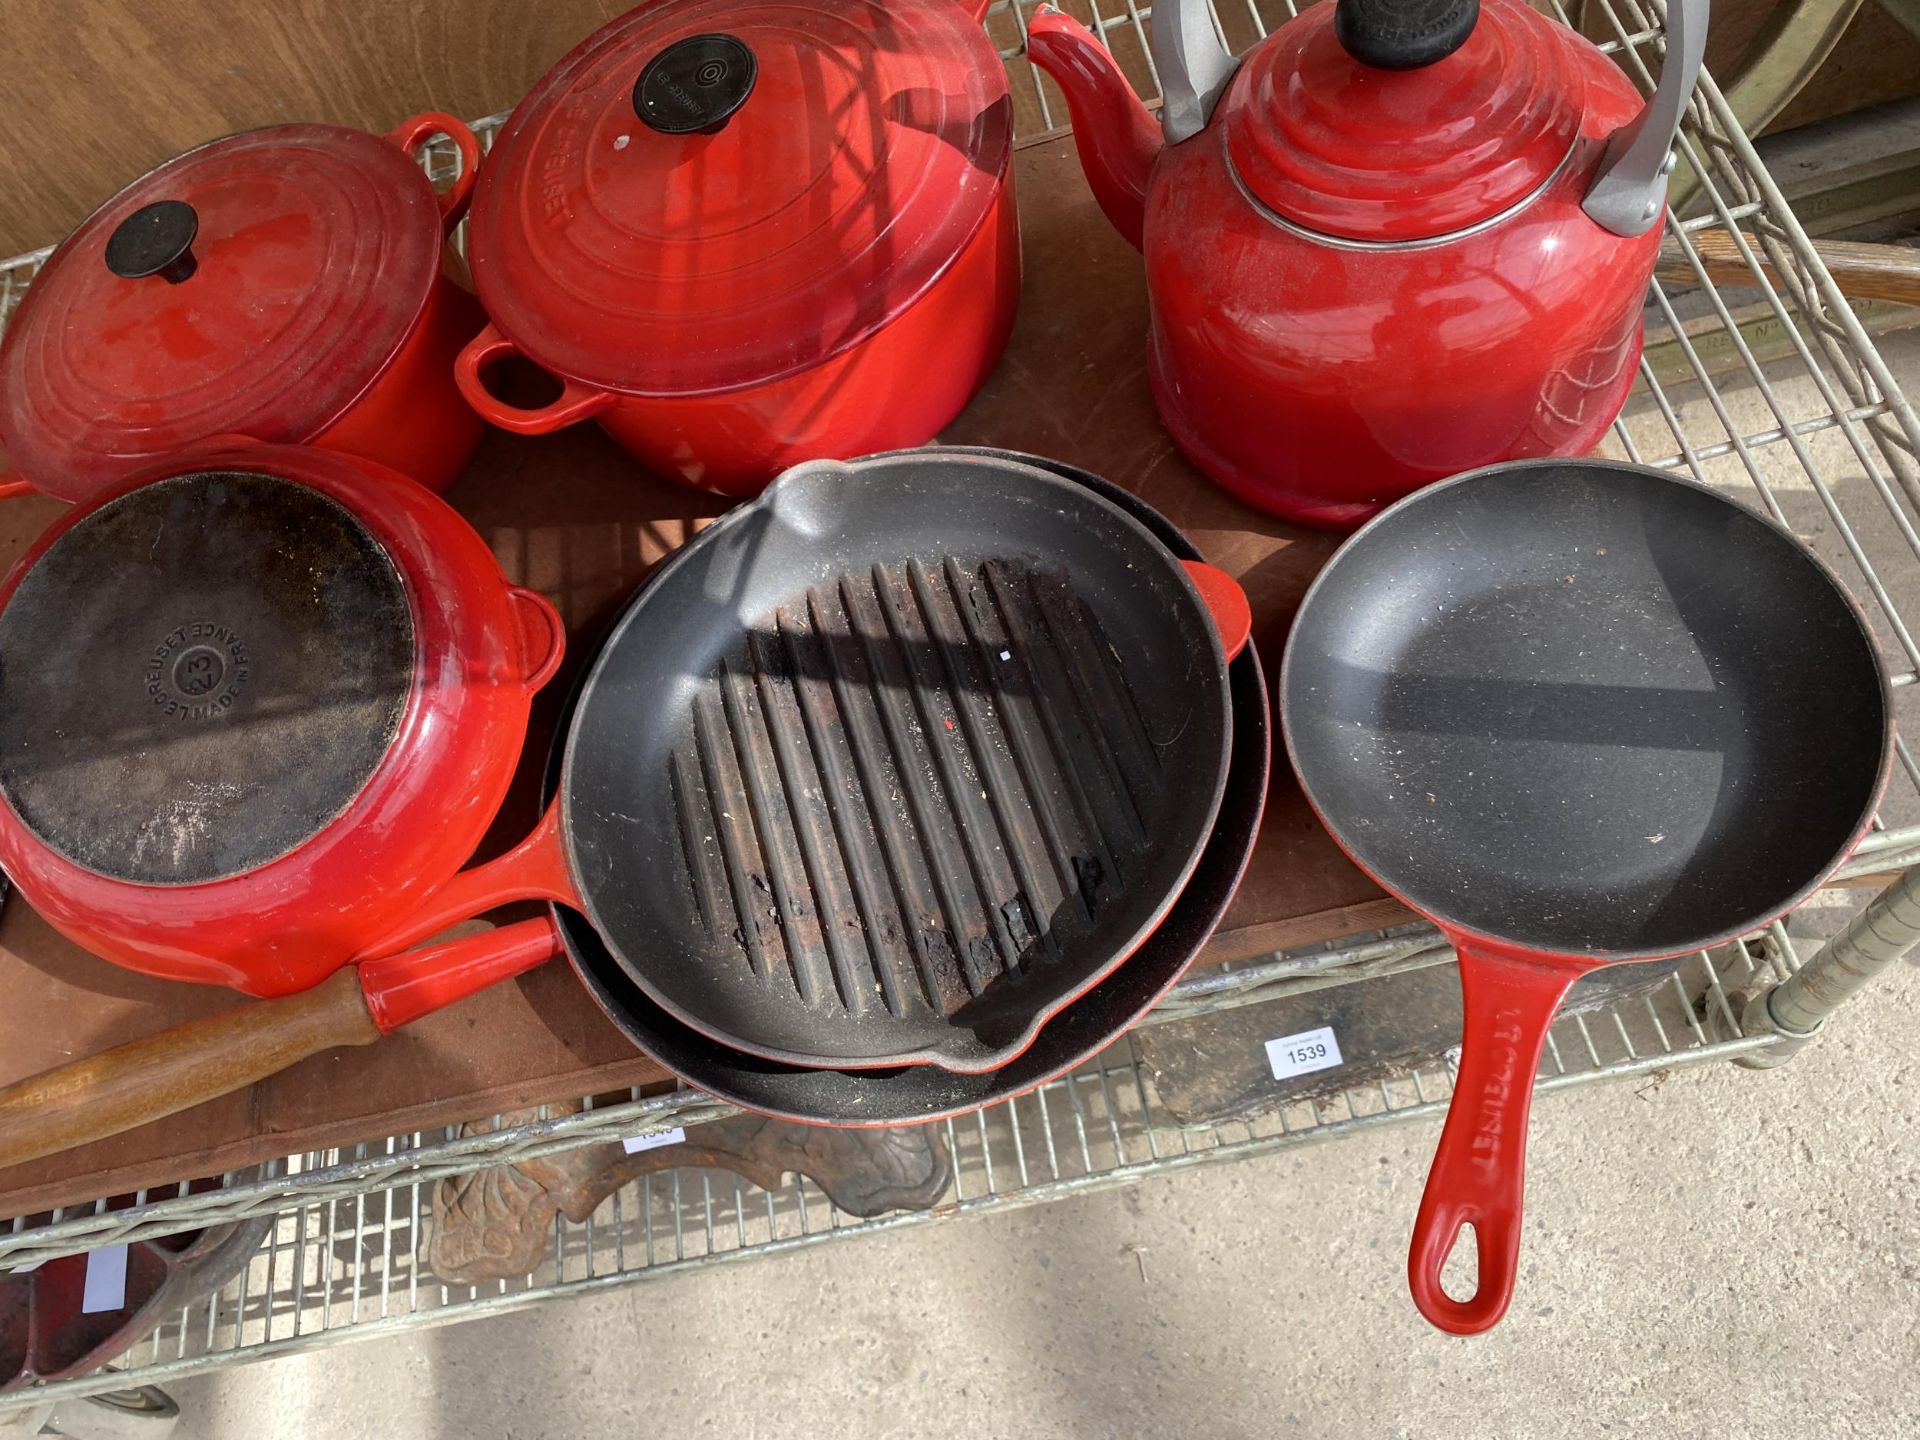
[0,116,487,503]
[455,0,1020,496]
[0,443,564,997]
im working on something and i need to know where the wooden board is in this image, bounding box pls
[0,132,1407,1220]
[2,0,1919,259]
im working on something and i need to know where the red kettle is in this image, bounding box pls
[1029,0,1707,529]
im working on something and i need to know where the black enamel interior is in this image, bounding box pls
[555,452,1233,1069]
[1283,460,1889,957]
[544,449,1269,1123]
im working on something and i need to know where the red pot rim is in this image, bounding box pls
[0,125,447,499]
[466,0,1013,397]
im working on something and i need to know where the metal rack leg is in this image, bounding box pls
[1732,867,1920,1069]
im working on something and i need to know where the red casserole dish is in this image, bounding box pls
[0,443,563,996]
[455,0,1020,496]
[0,116,486,502]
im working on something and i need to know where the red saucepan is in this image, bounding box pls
[0,443,564,997]
[0,116,485,502]
[1281,459,1892,1333]
[0,450,1249,1166]
[455,0,1019,495]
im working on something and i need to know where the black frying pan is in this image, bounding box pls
[1281,459,1892,1333]
[381,449,1242,1071]
[554,449,1270,1122]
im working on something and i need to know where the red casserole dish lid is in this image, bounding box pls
[1223,0,1587,243]
[0,125,448,501]
[465,0,1013,397]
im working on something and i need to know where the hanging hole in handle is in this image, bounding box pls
[483,352,566,412]
[1440,1222,1480,1304]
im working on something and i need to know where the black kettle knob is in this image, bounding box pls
[105,200,200,284]
[1334,0,1480,69]
[633,34,758,136]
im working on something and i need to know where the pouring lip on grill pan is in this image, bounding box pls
[544,449,1244,1072]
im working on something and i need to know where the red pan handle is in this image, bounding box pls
[366,800,582,957]
[388,111,482,231]
[1181,560,1252,661]
[1407,939,1582,1335]
[359,916,566,1031]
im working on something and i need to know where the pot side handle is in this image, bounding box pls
[0,922,564,1172]
[455,324,617,436]
[507,586,567,690]
[388,111,482,231]
[1406,940,1580,1335]
[1180,559,1251,661]
[1582,0,1709,237]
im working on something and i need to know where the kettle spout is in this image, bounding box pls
[1026,7,1161,250]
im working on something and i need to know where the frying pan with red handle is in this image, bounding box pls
[1280,459,1892,1335]
[0,450,1249,1168]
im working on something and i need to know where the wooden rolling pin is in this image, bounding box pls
[1658,231,1920,307]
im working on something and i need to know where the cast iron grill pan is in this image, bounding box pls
[550,448,1267,1121]
[558,453,1234,1070]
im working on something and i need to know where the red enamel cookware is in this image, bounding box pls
[0,449,1250,1167]
[0,443,564,997]
[1281,460,1891,1332]
[1028,0,1709,529]
[455,0,1020,496]
[0,116,486,503]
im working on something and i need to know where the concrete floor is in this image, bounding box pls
[164,960,1919,1440]
[160,331,1920,1440]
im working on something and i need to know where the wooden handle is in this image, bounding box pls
[0,967,381,1172]
[1658,232,1920,308]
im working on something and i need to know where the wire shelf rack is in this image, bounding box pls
[0,928,1789,1412]
[2,0,1917,1410]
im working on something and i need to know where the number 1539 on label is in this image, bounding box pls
[1264,1025,1344,1081]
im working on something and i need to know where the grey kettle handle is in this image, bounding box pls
[1582,0,1710,237]
[1152,0,1242,144]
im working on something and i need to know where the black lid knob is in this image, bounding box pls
[1334,0,1479,70]
[633,34,758,136]
[105,200,200,284]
